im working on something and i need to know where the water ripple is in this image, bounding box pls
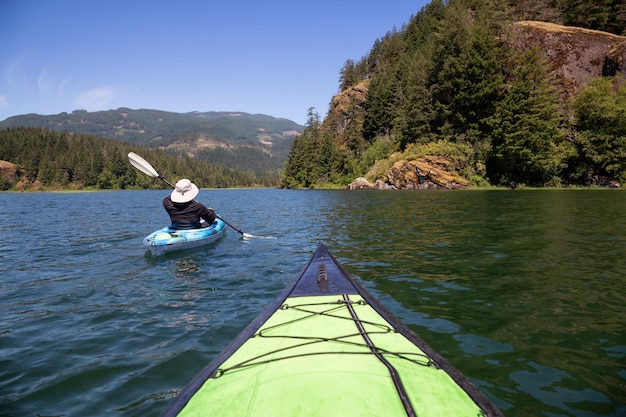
[1,189,624,416]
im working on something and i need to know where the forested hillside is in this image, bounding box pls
[282,0,626,189]
[0,128,268,191]
[0,109,302,184]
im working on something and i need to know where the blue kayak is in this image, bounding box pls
[143,219,226,256]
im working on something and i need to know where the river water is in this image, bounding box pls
[1,189,624,416]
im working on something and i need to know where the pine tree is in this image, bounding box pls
[393,53,434,149]
[572,76,626,183]
[428,0,506,143]
[281,108,323,188]
[487,47,568,186]
[562,0,626,36]
[362,75,397,141]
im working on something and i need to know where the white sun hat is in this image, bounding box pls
[171,179,199,203]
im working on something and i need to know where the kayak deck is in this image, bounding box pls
[162,243,502,417]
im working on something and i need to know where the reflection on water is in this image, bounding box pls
[324,190,626,416]
[173,258,200,276]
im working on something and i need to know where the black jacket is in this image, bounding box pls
[162,196,216,229]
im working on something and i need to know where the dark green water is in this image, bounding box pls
[1,189,624,416]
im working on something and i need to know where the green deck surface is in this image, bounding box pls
[178,295,483,416]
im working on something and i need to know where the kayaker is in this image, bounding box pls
[163,179,216,230]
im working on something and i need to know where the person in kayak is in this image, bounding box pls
[163,179,216,230]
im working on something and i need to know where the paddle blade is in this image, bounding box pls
[128,152,159,178]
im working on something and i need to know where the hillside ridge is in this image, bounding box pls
[0,108,304,178]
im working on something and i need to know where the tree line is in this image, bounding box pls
[281,0,626,188]
[0,128,275,191]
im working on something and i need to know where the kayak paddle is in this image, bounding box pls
[127,152,253,238]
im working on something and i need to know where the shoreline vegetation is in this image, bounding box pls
[2,184,624,193]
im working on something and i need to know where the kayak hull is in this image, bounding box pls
[161,243,503,416]
[143,219,226,256]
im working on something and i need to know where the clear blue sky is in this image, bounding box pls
[1,0,429,125]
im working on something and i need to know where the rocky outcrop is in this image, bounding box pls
[324,81,369,138]
[0,160,19,180]
[346,177,396,190]
[346,177,383,190]
[387,157,469,189]
[0,160,36,190]
[347,155,469,190]
[510,21,626,100]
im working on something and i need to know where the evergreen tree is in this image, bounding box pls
[391,2,447,149]
[362,75,397,141]
[281,108,322,188]
[393,53,434,149]
[487,47,568,186]
[428,0,472,136]
[339,60,358,92]
[562,0,626,35]
[428,0,506,143]
[571,76,626,183]
[449,23,506,141]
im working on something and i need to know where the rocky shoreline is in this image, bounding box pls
[347,156,469,190]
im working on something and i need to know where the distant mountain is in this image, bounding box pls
[0,108,303,176]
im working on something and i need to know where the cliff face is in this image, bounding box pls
[510,21,626,100]
[341,21,626,190]
[323,81,369,148]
